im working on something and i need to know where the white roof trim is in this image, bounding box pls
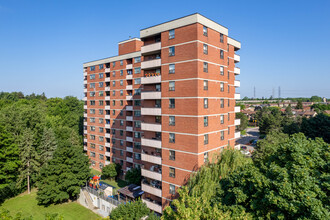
[228,37,241,49]
[83,51,141,67]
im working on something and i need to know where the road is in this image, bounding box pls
[237,127,260,153]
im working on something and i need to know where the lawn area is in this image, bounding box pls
[0,189,100,220]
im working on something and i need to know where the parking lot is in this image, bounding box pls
[237,127,260,156]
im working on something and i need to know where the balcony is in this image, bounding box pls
[126,95,133,100]
[84,113,87,118]
[234,80,240,87]
[105,124,110,129]
[141,42,161,55]
[105,161,110,166]
[126,126,133,132]
[126,85,133,90]
[235,93,241,100]
[105,152,110,157]
[235,132,241,139]
[105,87,110,91]
[141,168,162,181]
[105,115,110,119]
[126,75,133,80]
[126,146,133,153]
[105,76,110,82]
[142,199,162,214]
[83,71,87,77]
[126,116,133,121]
[83,88,87,93]
[234,67,240,75]
[126,156,133,163]
[126,106,133,111]
[105,106,110,110]
[126,136,133,142]
[126,64,133,69]
[141,59,161,70]
[84,105,87,109]
[105,96,110,101]
[105,133,110,138]
[141,153,162,165]
[105,67,110,73]
[141,123,161,132]
[141,75,161,84]
[105,142,110,147]
[84,146,87,151]
[234,106,240,113]
[83,97,87,101]
[141,91,161,100]
[84,138,87,143]
[235,119,241,126]
[141,138,162,149]
[142,183,162,197]
[141,107,161,116]
[84,121,87,126]
[234,54,240,63]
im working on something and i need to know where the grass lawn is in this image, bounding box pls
[0,189,100,220]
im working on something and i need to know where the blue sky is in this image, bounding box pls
[0,0,329,99]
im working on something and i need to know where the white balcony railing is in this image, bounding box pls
[126,157,133,163]
[84,113,87,118]
[126,106,133,111]
[126,136,133,142]
[126,75,133,80]
[141,123,161,132]
[105,152,110,157]
[126,85,133,90]
[83,97,87,101]
[105,87,110,91]
[105,143,110,147]
[141,42,161,54]
[141,91,161,100]
[126,95,133,100]
[141,168,162,181]
[126,116,133,121]
[105,96,110,101]
[84,138,87,143]
[83,88,87,93]
[234,67,240,75]
[141,75,161,84]
[141,153,162,165]
[105,76,110,82]
[105,115,110,119]
[234,54,240,62]
[141,138,162,149]
[84,105,87,110]
[126,126,133,132]
[105,161,110,165]
[84,146,87,151]
[141,59,161,69]
[105,67,110,73]
[84,122,87,126]
[235,93,241,100]
[141,107,161,116]
[141,183,162,197]
[235,119,241,126]
[105,124,110,129]
[126,146,133,153]
[126,64,133,69]
[105,133,110,138]
[235,132,241,139]
[105,106,110,110]
[142,199,162,214]
[234,106,240,113]
[234,80,240,87]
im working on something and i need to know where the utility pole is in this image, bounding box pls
[254,86,256,99]
[278,86,281,98]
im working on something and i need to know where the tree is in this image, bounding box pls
[17,129,40,194]
[102,163,118,180]
[256,107,283,135]
[310,95,322,102]
[109,199,158,220]
[125,168,141,185]
[36,143,90,205]
[235,112,248,131]
[296,100,303,109]
[300,113,330,143]
[284,104,293,116]
[39,127,57,167]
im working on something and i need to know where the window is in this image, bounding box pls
[228,58,230,65]
[228,127,230,135]
[120,100,123,106]
[228,113,230,121]
[134,57,141,63]
[112,100,115,106]
[120,70,123,76]
[99,73,104,80]
[99,82,104,88]
[169,81,175,91]
[220,66,224,75]
[90,135,95,140]
[90,143,95,149]
[228,85,230,93]
[99,100,104,106]
[169,167,175,178]
[203,44,208,54]
[134,132,141,138]
[134,110,141,117]
[220,115,224,124]
[112,61,115,67]
[228,99,230,107]
[220,82,224,92]
[220,99,224,108]
[112,90,115,96]
[120,130,123,136]
[204,152,209,163]
[169,29,175,39]
[90,126,95,131]
[112,81,116,87]
[134,67,141,74]
[168,150,176,161]
[120,120,124,126]
[169,133,175,143]
[134,142,141,149]
[134,78,141,84]
[220,33,224,43]
[120,80,123,86]
[204,116,208,127]
[99,91,104,96]
[99,64,104,70]
[204,98,208,108]
[90,66,95,71]
[204,134,208,144]
[112,110,115,115]
[134,121,141,128]
[99,109,103,115]
[156,84,161,91]
[120,90,123,96]
[228,71,230,80]
[99,154,104,160]
[119,111,123,116]
[90,74,95,80]
[134,89,141,95]
[169,99,175,108]
[120,60,123,66]
[203,62,208,72]
[169,116,175,126]
[120,150,123,156]
[90,100,95,106]
[134,100,141,106]
[90,83,95,88]
[112,71,116,77]
[169,47,175,56]
[204,80,208,90]
[90,91,95,97]
[112,129,115,134]
[99,118,103,124]
[221,131,225,140]
[220,50,224,59]
[203,26,208,36]
[90,117,95,123]
[169,64,175,74]
[90,109,95,114]
[112,138,115,144]
[169,184,175,195]
[134,153,141,160]
[90,152,95,157]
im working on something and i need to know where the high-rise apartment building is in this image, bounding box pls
[83,13,241,214]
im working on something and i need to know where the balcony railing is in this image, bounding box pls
[126,64,133,69]
[141,42,161,55]
[141,168,162,181]
[234,80,240,87]
[141,107,161,116]
[141,123,161,132]
[234,54,240,62]
[142,182,162,197]
[235,119,241,126]
[141,59,161,69]
[234,67,240,75]
[235,93,241,100]
[142,198,162,214]
[141,75,161,84]
[141,138,162,149]
[141,153,162,165]
[141,91,161,100]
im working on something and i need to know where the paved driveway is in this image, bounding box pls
[237,127,260,153]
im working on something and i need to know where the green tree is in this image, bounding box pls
[109,199,157,220]
[39,127,57,167]
[17,129,40,194]
[296,99,303,109]
[102,163,118,180]
[36,143,90,205]
[125,168,141,185]
[235,112,248,132]
[310,95,323,102]
[284,104,293,116]
[256,107,283,135]
[300,113,330,143]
